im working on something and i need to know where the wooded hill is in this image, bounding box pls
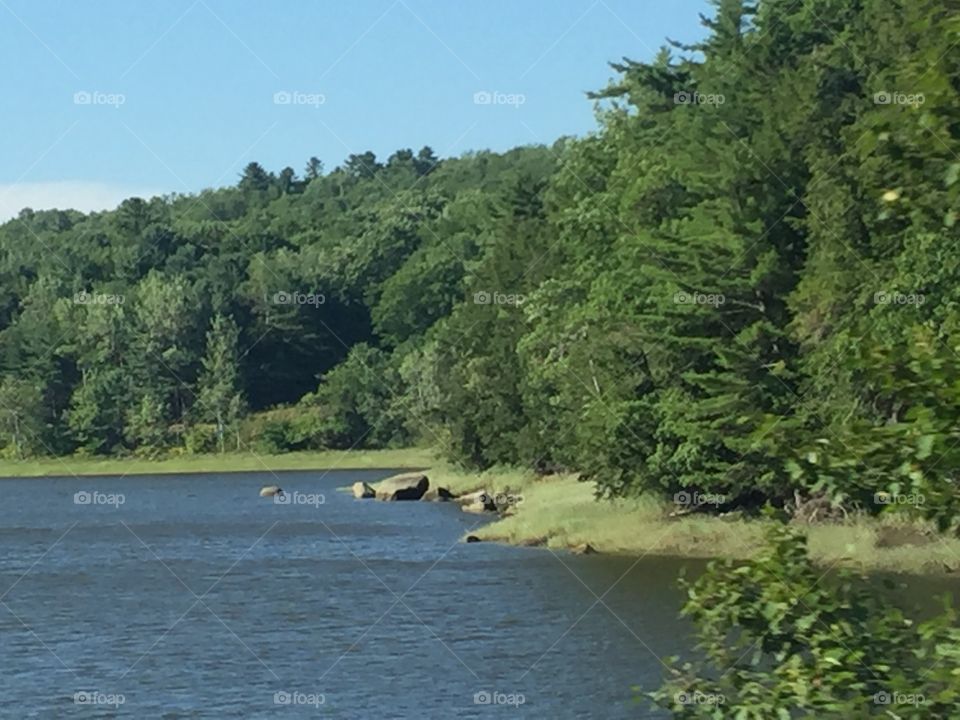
[1,0,958,529]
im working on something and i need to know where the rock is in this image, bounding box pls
[465,535,482,543]
[453,489,488,505]
[374,472,429,501]
[259,485,283,497]
[454,489,496,512]
[421,486,456,502]
[570,543,598,555]
[352,481,376,499]
[461,501,491,514]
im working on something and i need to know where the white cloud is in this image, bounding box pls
[0,181,163,222]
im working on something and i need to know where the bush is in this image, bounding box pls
[650,523,960,718]
[184,424,219,455]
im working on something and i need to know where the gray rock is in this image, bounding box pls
[374,472,429,501]
[422,486,456,501]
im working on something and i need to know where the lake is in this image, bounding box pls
[0,469,694,718]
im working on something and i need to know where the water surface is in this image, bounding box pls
[0,470,703,717]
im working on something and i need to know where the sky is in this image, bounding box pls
[0,0,709,219]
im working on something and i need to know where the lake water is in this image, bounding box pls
[0,469,695,718]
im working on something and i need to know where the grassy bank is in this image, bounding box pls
[0,447,433,478]
[421,464,960,576]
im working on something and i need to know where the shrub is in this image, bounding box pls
[650,524,960,718]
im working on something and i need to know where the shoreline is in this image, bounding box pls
[6,448,958,577]
[0,448,433,479]
[409,464,960,578]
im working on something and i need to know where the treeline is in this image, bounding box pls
[1,0,958,527]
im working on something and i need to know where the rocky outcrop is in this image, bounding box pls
[374,472,429,501]
[352,481,376,499]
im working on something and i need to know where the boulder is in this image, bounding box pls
[259,485,283,497]
[422,486,456,502]
[465,535,482,543]
[570,543,598,555]
[352,481,376,499]
[453,489,496,512]
[374,472,429,501]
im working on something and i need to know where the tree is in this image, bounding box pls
[0,377,45,458]
[196,314,245,453]
[304,156,324,180]
[239,161,273,195]
[414,146,439,177]
[342,151,381,179]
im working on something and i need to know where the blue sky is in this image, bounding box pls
[0,0,709,218]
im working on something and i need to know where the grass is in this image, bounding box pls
[0,447,433,479]
[419,463,960,576]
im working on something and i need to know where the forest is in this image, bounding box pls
[2,0,960,715]
[1,0,958,536]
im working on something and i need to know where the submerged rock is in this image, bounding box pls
[374,472,429,501]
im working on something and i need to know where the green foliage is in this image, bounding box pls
[651,524,960,718]
[196,313,245,453]
[0,0,957,538]
[301,343,412,450]
[0,377,45,458]
[183,423,219,455]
